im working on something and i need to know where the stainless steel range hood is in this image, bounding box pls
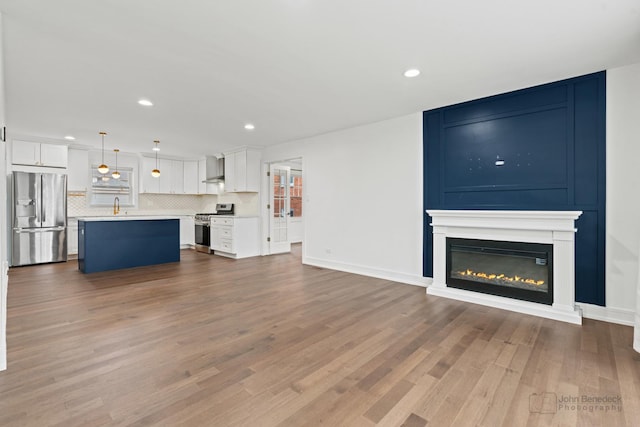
[202,156,225,183]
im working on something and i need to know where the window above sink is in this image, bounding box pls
[89,165,136,207]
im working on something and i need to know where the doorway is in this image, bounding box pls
[265,158,303,255]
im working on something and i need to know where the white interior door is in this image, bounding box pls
[269,164,291,254]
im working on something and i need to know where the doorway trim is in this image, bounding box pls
[261,157,304,256]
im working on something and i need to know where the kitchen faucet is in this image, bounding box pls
[113,196,120,215]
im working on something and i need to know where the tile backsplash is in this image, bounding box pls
[67,192,260,217]
[217,192,260,216]
[67,193,219,217]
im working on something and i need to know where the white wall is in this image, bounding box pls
[636,259,640,352]
[263,113,428,286]
[289,218,304,244]
[0,139,5,370]
[1,12,8,371]
[604,63,640,328]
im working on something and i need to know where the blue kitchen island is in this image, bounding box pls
[78,217,180,273]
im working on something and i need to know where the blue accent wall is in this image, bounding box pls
[423,71,606,305]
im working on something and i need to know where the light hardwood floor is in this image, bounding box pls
[1,245,639,426]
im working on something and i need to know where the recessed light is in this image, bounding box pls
[244,123,255,131]
[403,68,420,78]
[138,99,153,106]
[64,135,75,140]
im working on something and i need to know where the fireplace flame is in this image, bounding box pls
[459,269,544,286]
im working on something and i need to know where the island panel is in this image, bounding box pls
[78,219,180,273]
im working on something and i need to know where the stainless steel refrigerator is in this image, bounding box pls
[12,171,67,266]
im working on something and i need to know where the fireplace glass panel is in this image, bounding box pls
[446,238,553,304]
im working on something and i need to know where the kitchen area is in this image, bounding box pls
[7,138,264,270]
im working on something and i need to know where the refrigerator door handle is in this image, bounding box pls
[13,228,40,233]
[35,174,42,227]
[40,226,66,232]
[14,227,65,233]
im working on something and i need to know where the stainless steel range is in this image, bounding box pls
[194,204,234,253]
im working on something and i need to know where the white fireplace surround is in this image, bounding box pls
[426,210,583,324]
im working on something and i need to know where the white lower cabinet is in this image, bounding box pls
[67,218,79,256]
[210,217,260,259]
[180,216,195,247]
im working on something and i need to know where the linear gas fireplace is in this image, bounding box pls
[426,210,582,324]
[446,238,553,305]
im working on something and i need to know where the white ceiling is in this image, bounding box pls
[0,1,638,157]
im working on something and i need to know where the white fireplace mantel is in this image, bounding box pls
[426,210,583,324]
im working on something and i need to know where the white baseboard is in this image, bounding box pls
[1,262,7,371]
[634,317,640,352]
[0,342,5,371]
[576,303,635,326]
[303,256,431,288]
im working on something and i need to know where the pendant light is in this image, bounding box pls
[97,131,109,174]
[111,149,121,179]
[151,140,161,177]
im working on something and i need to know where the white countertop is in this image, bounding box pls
[210,215,259,218]
[77,216,181,221]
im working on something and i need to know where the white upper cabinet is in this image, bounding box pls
[67,148,89,192]
[198,159,206,194]
[158,159,173,194]
[13,141,68,168]
[158,159,184,194]
[140,157,196,194]
[169,160,184,194]
[12,141,39,166]
[224,153,237,191]
[183,161,199,195]
[140,156,160,193]
[224,148,261,192]
[40,144,68,168]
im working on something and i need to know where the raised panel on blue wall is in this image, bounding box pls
[443,108,568,191]
[575,211,603,304]
[574,80,603,206]
[423,71,606,306]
